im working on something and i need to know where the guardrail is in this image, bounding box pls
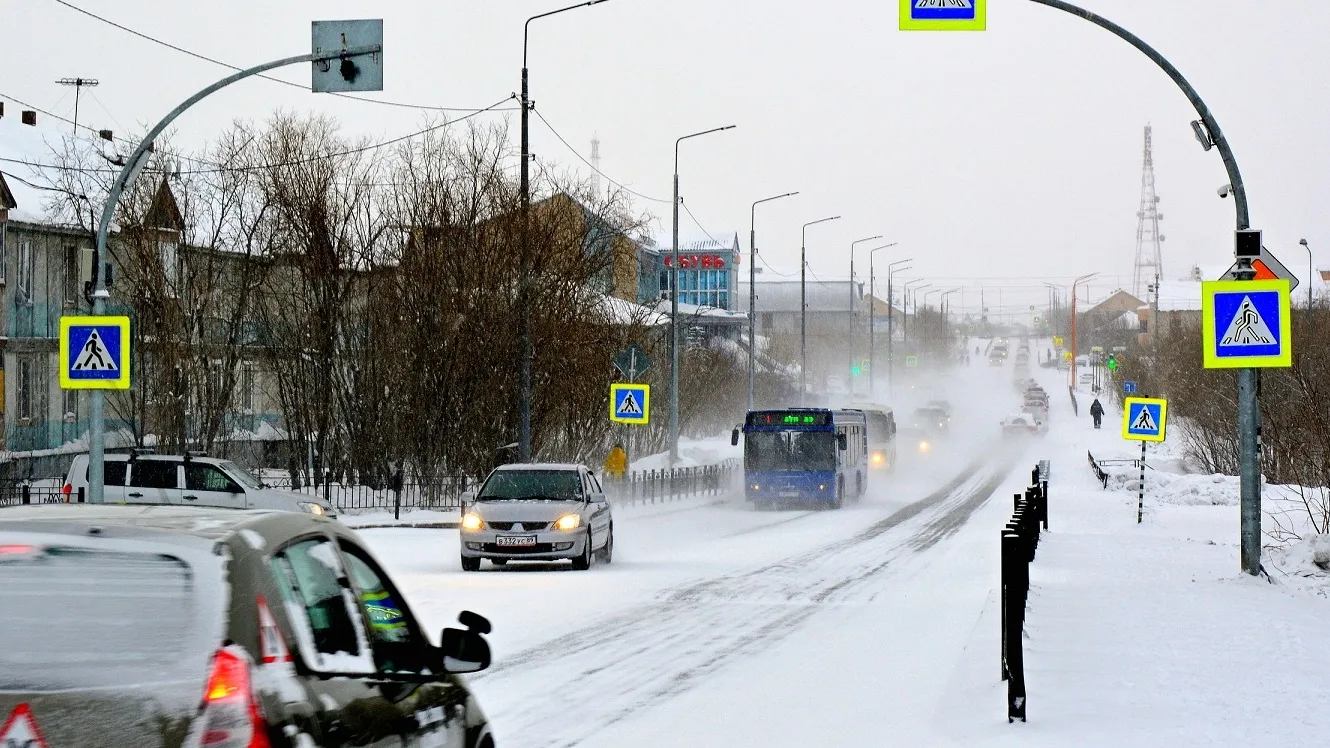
[0,483,70,507]
[1002,460,1049,724]
[602,459,739,507]
[1087,450,1108,488]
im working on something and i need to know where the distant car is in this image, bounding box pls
[459,463,613,571]
[63,452,336,518]
[897,427,936,456]
[925,399,953,422]
[0,504,495,748]
[912,406,949,436]
[1002,413,1041,435]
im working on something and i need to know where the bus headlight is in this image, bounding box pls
[919,441,931,453]
[871,452,885,465]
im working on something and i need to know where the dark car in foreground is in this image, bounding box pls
[0,504,495,748]
[459,463,613,571]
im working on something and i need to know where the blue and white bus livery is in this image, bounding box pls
[731,408,868,509]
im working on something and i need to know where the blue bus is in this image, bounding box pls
[731,408,868,509]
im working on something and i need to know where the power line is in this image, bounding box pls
[679,198,721,246]
[530,108,669,204]
[2,95,517,177]
[47,0,519,114]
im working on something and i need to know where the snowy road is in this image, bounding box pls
[361,361,1047,747]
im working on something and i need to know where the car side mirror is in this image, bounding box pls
[439,610,492,674]
[837,433,848,451]
[461,490,476,507]
[731,428,740,447]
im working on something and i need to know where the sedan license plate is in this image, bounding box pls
[496,535,537,547]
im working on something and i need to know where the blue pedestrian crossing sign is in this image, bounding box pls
[1121,397,1167,443]
[1123,381,1138,394]
[1201,279,1292,369]
[905,355,919,369]
[60,316,131,390]
[609,383,650,425]
[900,0,986,31]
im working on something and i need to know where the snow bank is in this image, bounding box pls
[1267,534,1330,597]
[629,434,740,472]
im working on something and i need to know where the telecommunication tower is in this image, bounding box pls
[1131,124,1165,298]
[590,135,602,201]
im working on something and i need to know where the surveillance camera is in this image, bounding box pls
[1217,184,1232,199]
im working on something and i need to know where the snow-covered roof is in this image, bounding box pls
[599,294,669,326]
[652,299,748,321]
[1154,280,1203,312]
[736,280,862,314]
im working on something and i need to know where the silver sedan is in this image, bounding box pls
[459,463,614,571]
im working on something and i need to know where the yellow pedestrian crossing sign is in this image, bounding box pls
[60,316,131,390]
[1202,279,1292,368]
[1122,397,1167,442]
[899,0,986,31]
[609,383,650,425]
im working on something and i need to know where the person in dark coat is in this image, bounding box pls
[1090,398,1105,429]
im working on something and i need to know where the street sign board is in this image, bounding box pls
[1122,397,1167,442]
[1053,336,1064,348]
[609,383,650,425]
[1201,279,1292,369]
[905,355,919,369]
[1123,380,1138,394]
[1220,247,1300,291]
[60,316,130,390]
[899,0,986,31]
[312,19,384,93]
[613,343,651,381]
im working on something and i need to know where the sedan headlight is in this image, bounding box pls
[461,513,485,531]
[553,514,582,531]
[919,441,931,453]
[298,502,327,516]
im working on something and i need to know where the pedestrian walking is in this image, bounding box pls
[1089,398,1105,429]
[603,443,628,479]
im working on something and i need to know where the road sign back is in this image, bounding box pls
[1202,280,1292,368]
[609,383,650,425]
[613,344,651,381]
[60,316,131,390]
[1122,397,1167,442]
[1220,247,1300,291]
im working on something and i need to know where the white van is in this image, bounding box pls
[62,452,336,518]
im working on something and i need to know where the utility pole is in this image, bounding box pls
[874,252,908,398]
[55,77,99,135]
[748,192,799,411]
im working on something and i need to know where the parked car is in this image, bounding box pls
[0,504,494,747]
[62,452,336,518]
[459,463,614,571]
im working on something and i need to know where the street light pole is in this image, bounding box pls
[670,125,736,465]
[748,191,799,411]
[1299,239,1313,315]
[902,281,929,356]
[800,216,841,405]
[872,250,906,397]
[520,0,611,463]
[1069,272,1099,388]
[848,235,883,397]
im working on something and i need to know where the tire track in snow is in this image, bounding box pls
[475,449,1017,748]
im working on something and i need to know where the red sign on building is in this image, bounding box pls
[663,254,728,269]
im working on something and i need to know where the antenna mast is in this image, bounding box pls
[56,77,100,135]
[1132,124,1165,298]
[590,134,602,201]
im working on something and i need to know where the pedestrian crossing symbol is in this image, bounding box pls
[1201,280,1292,369]
[60,316,132,390]
[1122,397,1167,442]
[900,0,986,31]
[609,383,650,425]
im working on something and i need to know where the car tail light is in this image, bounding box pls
[0,544,37,556]
[199,647,271,748]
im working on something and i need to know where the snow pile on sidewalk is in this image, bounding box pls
[630,433,740,472]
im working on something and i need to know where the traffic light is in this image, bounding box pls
[851,365,862,376]
[1106,355,1118,372]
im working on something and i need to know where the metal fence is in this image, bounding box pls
[1002,460,1049,724]
[263,474,472,513]
[602,459,740,507]
[0,483,69,507]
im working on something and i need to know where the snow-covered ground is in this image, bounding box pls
[358,346,1330,747]
[629,433,742,471]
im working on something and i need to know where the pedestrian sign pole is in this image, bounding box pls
[1122,396,1167,524]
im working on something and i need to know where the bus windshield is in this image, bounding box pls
[745,430,835,472]
[865,412,894,443]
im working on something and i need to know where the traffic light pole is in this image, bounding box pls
[85,45,382,503]
[1028,0,1257,574]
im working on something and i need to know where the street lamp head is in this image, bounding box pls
[1300,238,1309,247]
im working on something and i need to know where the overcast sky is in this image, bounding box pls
[2,0,1327,317]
